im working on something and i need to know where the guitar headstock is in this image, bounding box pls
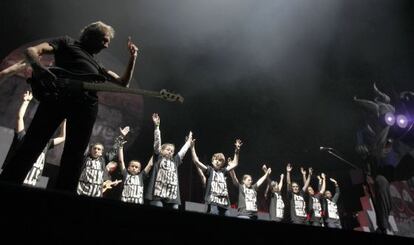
[160,89,184,103]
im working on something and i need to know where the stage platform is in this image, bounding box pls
[0,182,411,243]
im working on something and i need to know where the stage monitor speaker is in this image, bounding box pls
[184,201,207,213]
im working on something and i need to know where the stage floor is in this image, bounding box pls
[0,182,411,243]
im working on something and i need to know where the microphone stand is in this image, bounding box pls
[325,149,360,170]
[325,148,379,231]
[327,149,376,232]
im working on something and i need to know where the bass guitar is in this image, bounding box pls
[27,67,184,103]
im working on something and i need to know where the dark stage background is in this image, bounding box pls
[0,0,414,229]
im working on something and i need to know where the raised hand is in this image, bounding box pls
[152,113,160,126]
[235,139,243,151]
[300,167,306,175]
[23,91,33,102]
[120,126,130,137]
[266,168,272,175]
[127,36,138,58]
[186,131,193,142]
[321,173,326,179]
[286,163,292,172]
[329,178,337,184]
[262,164,268,173]
[308,167,313,175]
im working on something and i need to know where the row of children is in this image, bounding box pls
[77,111,342,228]
[3,91,341,228]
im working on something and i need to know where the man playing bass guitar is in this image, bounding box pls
[0,21,138,193]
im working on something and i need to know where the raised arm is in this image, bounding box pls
[302,167,312,192]
[262,165,271,179]
[330,178,340,202]
[225,139,242,172]
[300,167,307,186]
[317,175,322,191]
[195,165,207,187]
[319,173,327,194]
[229,169,239,187]
[262,164,273,186]
[118,144,126,173]
[190,140,207,171]
[278,173,284,191]
[16,91,32,133]
[286,163,292,189]
[143,156,154,175]
[105,37,138,87]
[153,113,161,154]
[256,168,272,188]
[177,131,193,160]
[52,119,66,146]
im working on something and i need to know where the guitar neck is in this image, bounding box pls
[82,82,161,98]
